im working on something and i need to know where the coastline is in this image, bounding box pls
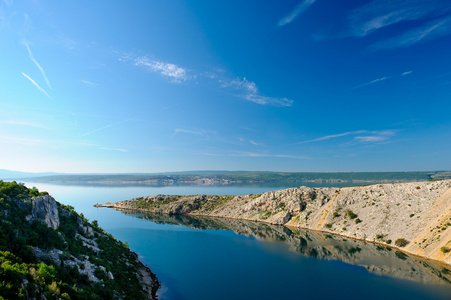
[95,179,451,268]
[96,202,451,269]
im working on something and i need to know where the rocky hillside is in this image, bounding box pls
[96,179,451,266]
[0,181,159,299]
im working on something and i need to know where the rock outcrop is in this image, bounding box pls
[29,195,60,230]
[96,179,451,266]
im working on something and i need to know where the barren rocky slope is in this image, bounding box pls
[96,179,451,266]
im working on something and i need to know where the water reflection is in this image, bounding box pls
[116,209,451,286]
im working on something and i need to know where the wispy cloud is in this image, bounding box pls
[0,120,51,129]
[172,128,216,138]
[300,130,397,144]
[370,16,451,50]
[123,53,292,106]
[348,0,451,37]
[0,135,48,147]
[221,77,293,106]
[24,42,51,89]
[81,117,136,136]
[401,71,413,76]
[80,80,97,86]
[21,72,52,99]
[133,56,188,82]
[99,147,129,152]
[231,152,310,160]
[277,0,316,28]
[299,130,367,143]
[349,76,390,90]
[238,137,264,147]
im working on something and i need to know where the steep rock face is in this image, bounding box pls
[98,179,451,266]
[30,195,60,230]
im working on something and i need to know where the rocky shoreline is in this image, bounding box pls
[95,179,451,267]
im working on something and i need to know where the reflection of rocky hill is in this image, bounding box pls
[118,209,451,285]
[97,180,451,266]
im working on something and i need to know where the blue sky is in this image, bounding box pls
[1,0,450,173]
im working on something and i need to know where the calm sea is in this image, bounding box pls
[24,182,451,300]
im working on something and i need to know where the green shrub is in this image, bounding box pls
[325,223,332,229]
[440,246,450,253]
[395,238,409,247]
[345,209,357,219]
[386,239,392,244]
[355,218,362,224]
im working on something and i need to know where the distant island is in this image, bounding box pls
[95,179,451,268]
[6,170,451,186]
[0,181,159,299]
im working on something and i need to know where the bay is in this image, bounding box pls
[24,182,451,300]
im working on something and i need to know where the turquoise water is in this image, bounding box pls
[25,182,451,300]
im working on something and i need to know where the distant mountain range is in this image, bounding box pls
[2,169,451,185]
[0,169,251,180]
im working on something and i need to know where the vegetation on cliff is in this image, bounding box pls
[0,181,158,299]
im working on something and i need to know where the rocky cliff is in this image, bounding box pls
[96,179,451,266]
[0,181,159,299]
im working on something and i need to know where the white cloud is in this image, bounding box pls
[401,71,413,76]
[238,137,264,147]
[134,56,188,82]
[24,42,51,89]
[348,0,451,37]
[231,152,310,160]
[299,130,367,143]
[81,117,136,136]
[99,147,129,152]
[354,130,396,143]
[0,120,50,129]
[172,128,216,138]
[221,77,293,106]
[349,76,390,90]
[21,72,52,99]
[300,130,397,144]
[370,16,451,50]
[81,80,97,86]
[277,0,316,28]
[0,135,48,147]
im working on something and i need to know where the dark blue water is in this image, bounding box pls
[25,182,451,300]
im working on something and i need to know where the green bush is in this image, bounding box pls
[440,246,450,253]
[345,209,357,219]
[395,238,409,247]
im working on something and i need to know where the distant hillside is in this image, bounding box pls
[0,181,159,299]
[23,171,451,186]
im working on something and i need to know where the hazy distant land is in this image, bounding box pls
[4,170,451,186]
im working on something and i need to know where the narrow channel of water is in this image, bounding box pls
[24,182,451,300]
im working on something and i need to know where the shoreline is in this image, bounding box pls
[94,179,451,268]
[95,203,451,269]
